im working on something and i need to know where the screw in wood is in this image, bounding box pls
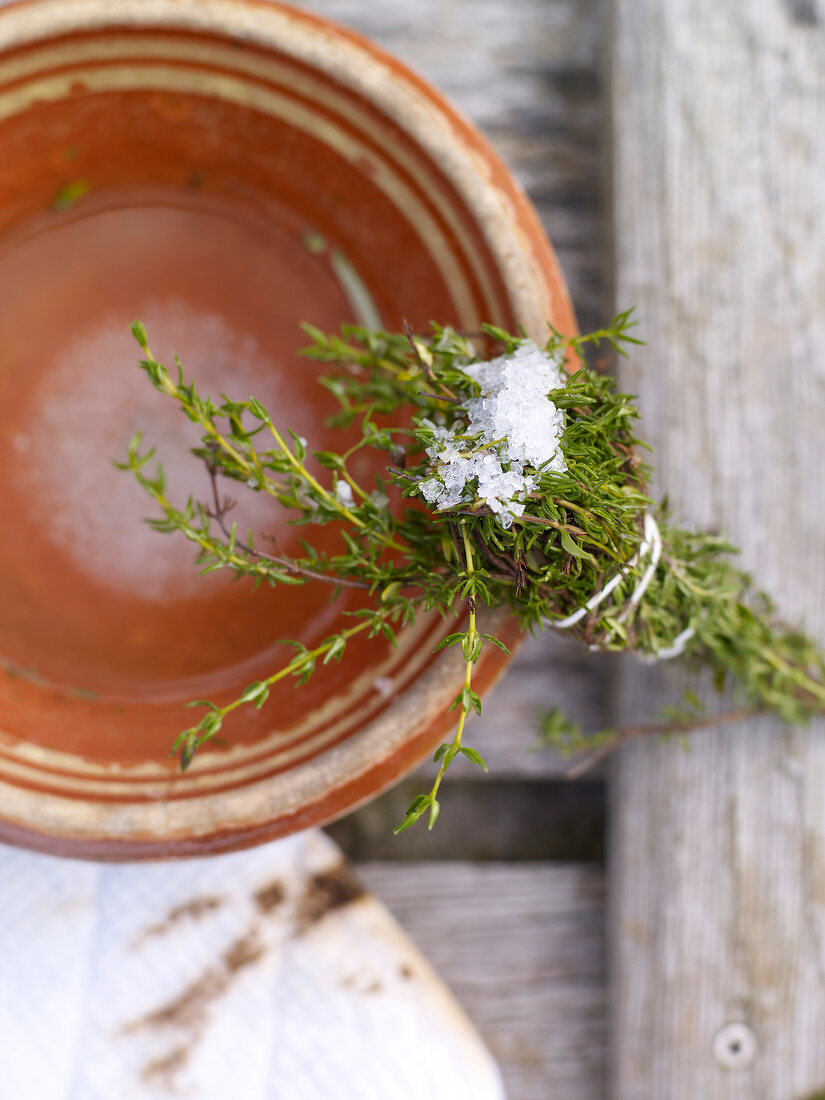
[713,1022,757,1070]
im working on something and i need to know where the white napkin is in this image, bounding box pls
[0,830,505,1100]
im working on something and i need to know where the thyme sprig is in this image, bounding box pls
[122,315,825,828]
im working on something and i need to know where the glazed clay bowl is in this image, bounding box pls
[0,0,575,859]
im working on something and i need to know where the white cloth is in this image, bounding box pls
[0,830,505,1100]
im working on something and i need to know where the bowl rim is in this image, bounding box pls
[0,0,576,860]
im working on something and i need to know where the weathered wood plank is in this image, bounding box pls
[610,2,825,1098]
[359,862,606,1100]
[295,0,610,779]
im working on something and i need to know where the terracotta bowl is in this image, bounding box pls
[0,0,574,859]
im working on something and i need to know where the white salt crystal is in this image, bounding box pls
[415,341,568,529]
[373,676,394,697]
[462,340,567,473]
[335,480,355,507]
[419,478,442,503]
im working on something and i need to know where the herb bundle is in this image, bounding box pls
[121,316,825,831]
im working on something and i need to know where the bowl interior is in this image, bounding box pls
[0,19,517,772]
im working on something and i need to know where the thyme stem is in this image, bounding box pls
[220,618,375,719]
[429,528,477,818]
[564,706,759,779]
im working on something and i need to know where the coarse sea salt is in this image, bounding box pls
[418,341,567,529]
[335,480,355,507]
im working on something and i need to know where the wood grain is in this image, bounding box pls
[610,1,825,1097]
[359,862,606,1100]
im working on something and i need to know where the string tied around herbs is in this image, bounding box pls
[545,512,695,661]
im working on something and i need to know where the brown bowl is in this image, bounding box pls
[0,0,575,859]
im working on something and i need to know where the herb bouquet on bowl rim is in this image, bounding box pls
[123,312,825,836]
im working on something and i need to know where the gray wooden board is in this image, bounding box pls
[358,862,607,1100]
[291,0,610,781]
[610,1,825,1098]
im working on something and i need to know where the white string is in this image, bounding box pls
[616,512,661,621]
[640,625,696,663]
[544,512,694,662]
[546,566,629,629]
